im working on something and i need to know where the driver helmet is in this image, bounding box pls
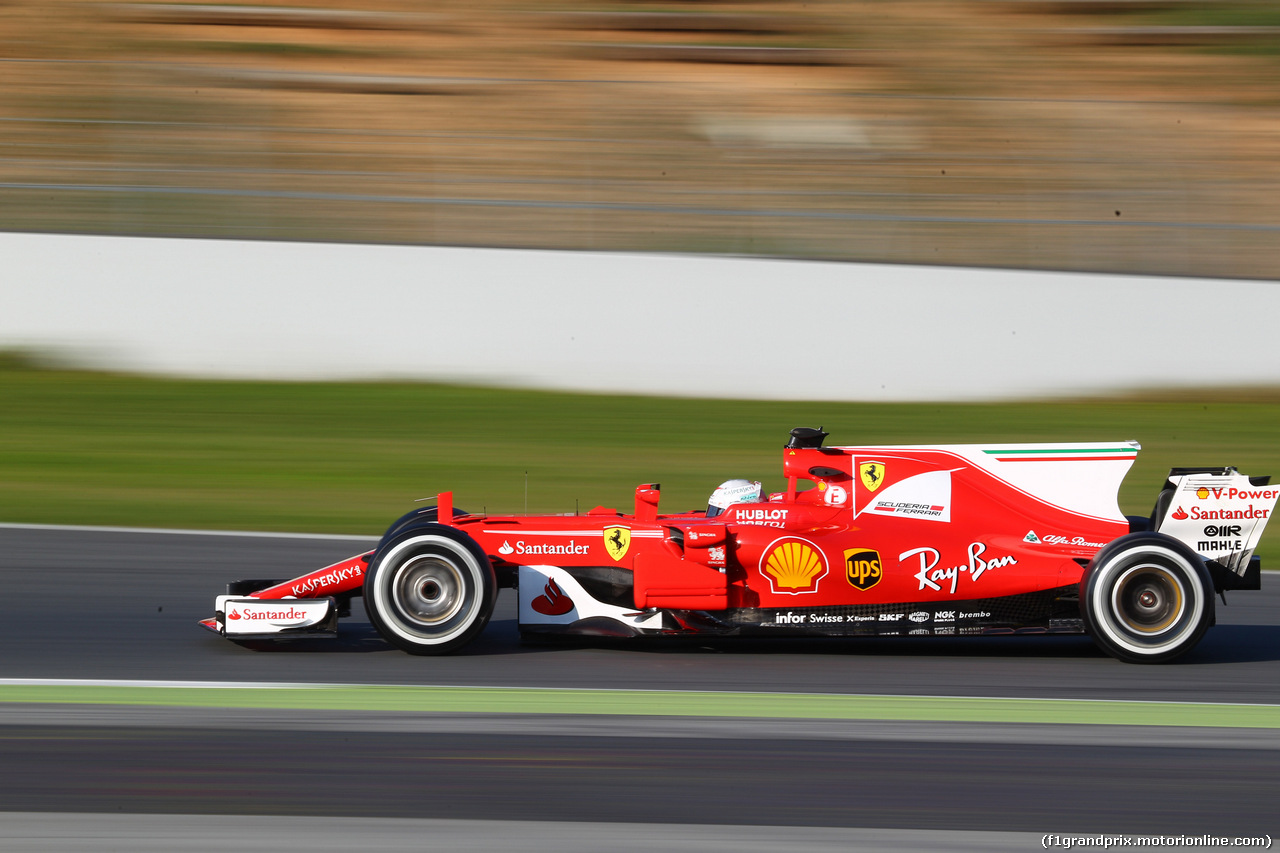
[707,479,763,518]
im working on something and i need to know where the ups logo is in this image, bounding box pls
[844,548,882,590]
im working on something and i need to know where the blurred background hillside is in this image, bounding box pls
[3,0,1279,279]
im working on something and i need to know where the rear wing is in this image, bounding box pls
[1154,468,1277,589]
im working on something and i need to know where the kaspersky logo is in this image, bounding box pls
[844,548,882,590]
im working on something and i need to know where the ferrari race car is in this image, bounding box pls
[201,428,1276,663]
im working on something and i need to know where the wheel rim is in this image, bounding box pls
[1087,542,1208,659]
[1110,564,1185,636]
[391,554,466,629]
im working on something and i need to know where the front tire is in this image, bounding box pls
[363,527,496,655]
[1080,533,1213,664]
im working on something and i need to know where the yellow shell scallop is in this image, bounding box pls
[764,540,827,592]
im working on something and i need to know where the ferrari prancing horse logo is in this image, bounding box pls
[604,526,631,561]
[860,461,886,492]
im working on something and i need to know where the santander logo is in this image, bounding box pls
[243,606,307,621]
[531,579,574,616]
[228,604,310,623]
[1172,506,1189,520]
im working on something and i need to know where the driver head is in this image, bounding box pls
[707,479,763,517]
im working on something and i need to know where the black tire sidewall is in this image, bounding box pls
[364,525,496,655]
[1080,532,1213,664]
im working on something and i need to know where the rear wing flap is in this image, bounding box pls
[1153,468,1276,590]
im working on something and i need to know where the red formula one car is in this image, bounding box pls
[201,428,1276,663]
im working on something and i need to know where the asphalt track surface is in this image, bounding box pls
[5,525,1279,700]
[2,525,1279,848]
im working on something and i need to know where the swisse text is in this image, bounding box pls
[900,542,1017,594]
[771,611,845,625]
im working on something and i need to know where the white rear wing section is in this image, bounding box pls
[1157,472,1279,574]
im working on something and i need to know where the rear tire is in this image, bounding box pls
[363,526,496,655]
[1080,533,1213,664]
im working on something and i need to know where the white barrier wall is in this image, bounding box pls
[3,232,1278,400]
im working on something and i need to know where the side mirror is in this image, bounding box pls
[786,427,828,449]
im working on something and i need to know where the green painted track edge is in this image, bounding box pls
[1,685,1278,728]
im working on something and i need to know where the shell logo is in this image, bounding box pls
[760,538,828,595]
[1196,487,1210,500]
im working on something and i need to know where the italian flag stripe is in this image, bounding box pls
[983,448,1136,462]
[994,455,1136,462]
[983,448,1135,455]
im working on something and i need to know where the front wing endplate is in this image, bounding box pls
[214,596,338,639]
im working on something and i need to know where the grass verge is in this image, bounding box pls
[1,683,1277,727]
[1,360,1278,564]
